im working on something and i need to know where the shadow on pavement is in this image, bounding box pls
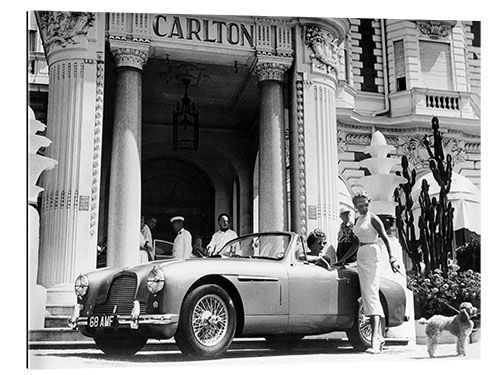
[32,340,358,363]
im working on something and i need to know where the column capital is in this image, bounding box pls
[35,11,104,65]
[254,56,293,83]
[110,45,149,70]
[36,11,96,53]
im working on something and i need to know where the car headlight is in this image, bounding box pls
[74,274,89,298]
[147,266,165,295]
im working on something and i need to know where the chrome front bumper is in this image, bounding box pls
[67,302,179,330]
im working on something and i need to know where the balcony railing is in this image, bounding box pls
[389,87,479,120]
[426,94,460,110]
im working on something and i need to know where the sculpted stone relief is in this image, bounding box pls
[337,128,479,172]
[304,25,341,75]
[38,11,95,50]
[415,20,456,40]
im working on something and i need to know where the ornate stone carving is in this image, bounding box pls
[393,135,429,171]
[464,142,480,154]
[90,53,105,236]
[416,20,456,40]
[295,74,307,236]
[305,25,340,75]
[111,48,149,70]
[254,61,290,82]
[252,16,294,25]
[345,133,371,146]
[442,137,468,165]
[38,11,95,50]
[393,134,469,171]
[337,130,348,153]
[386,136,399,147]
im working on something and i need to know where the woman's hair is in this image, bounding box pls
[306,228,326,248]
[352,191,371,205]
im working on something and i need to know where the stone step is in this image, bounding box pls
[29,328,93,342]
[46,304,75,316]
[44,315,71,328]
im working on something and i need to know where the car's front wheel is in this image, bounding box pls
[175,284,236,358]
[94,333,147,355]
[345,300,386,352]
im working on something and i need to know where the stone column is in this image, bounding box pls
[290,19,350,242]
[107,46,149,267]
[255,58,292,232]
[35,12,105,305]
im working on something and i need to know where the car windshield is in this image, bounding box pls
[216,233,291,260]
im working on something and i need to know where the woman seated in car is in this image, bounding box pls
[306,228,335,269]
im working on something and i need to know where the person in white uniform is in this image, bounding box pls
[207,213,238,255]
[352,191,400,354]
[170,216,192,259]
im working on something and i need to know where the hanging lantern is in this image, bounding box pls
[173,78,199,150]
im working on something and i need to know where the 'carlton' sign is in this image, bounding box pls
[152,15,255,48]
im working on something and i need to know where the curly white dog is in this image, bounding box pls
[418,302,478,358]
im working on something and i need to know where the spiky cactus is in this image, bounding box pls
[394,155,421,273]
[419,117,455,277]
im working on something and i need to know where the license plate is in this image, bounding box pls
[88,315,115,328]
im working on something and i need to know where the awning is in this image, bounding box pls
[411,172,480,234]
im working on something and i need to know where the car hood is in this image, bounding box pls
[80,257,286,306]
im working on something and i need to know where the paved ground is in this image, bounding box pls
[26,338,482,373]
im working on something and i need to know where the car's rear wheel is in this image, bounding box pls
[346,300,386,352]
[94,333,147,355]
[265,334,304,351]
[175,284,236,358]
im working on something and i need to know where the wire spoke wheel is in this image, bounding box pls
[346,300,386,352]
[358,305,373,343]
[175,284,236,358]
[192,294,229,346]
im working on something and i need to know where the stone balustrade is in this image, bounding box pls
[426,93,460,110]
[389,87,479,119]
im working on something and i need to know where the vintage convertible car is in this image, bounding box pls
[68,231,408,358]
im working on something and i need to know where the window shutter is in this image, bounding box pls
[419,41,453,90]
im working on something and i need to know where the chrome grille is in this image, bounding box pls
[93,274,146,315]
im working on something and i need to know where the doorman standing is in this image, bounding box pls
[170,216,192,259]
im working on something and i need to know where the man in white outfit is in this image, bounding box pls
[207,213,238,255]
[170,216,192,259]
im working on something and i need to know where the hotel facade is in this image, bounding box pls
[28,12,480,314]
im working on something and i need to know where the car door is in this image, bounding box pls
[221,233,290,335]
[286,236,341,334]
